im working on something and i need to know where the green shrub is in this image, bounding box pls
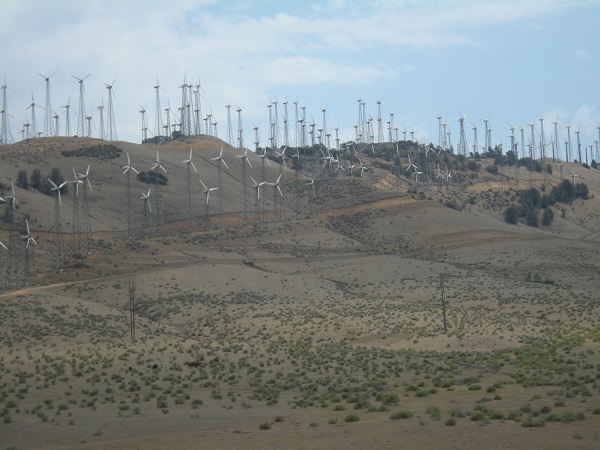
[345,414,360,422]
[390,410,412,420]
[445,417,456,426]
[426,405,441,420]
[259,422,272,430]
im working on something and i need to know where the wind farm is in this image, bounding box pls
[1,1,600,447]
[1,124,600,448]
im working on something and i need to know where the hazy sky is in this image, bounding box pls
[2,0,599,160]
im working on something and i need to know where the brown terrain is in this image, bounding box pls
[1,136,599,449]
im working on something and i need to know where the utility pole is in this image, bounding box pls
[440,274,447,333]
[129,281,136,340]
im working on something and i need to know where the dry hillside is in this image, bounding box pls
[1,137,599,449]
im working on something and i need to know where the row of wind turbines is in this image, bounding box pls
[2,74,599,168]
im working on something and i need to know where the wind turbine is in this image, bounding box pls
[48,178,67,270]
[570,169,578,185]
[122,153,139,240]
[140,188,151,236]
[69,168,83,261]
[102,79,117,140]
[151,150,167,235]
[25,93,43,138]
[61,96,75,136]
[303,175,315,218]
[211,145,229,227]
[249,176,265,223]
[236,148,253,224]
[199,179,219,230]
[72,74,90,137]
[77,165,93,254]
[38,71,56,137]
[182,148,198,232]
[268,174,283,221]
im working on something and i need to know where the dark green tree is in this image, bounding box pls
[504,204,519,224]
[16,170,29,189]
[30,168,42,190]
[542,207,554,226]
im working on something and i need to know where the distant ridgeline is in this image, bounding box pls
[61,144,123,159]
[504,180,590,228]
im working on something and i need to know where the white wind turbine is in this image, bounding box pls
[250,176,265,223]
[211,145,229,227]
[122,152,139,240]
[140,188,151,236]
[69,168,83,260]
[20,218,37,285]
[77,164,93,254]
[199,179,219,230]
[268,174,284,221]
[406,154,418,174]
[182,148,198,232]
[570,169,578,185]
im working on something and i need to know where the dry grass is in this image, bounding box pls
[1,137,600,449]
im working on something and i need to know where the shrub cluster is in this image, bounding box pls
[61,144,123,159]
[504,180,589,227]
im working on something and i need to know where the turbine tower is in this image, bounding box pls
[236,148,252,224]
[69,169,83,261]
[72,74,90,137]
[565,125,572,162]
[122,153,139,240]
[104,79,117,141]
[151,150,167,235]
[97,101,105,140]
[154,78,164,138]
[77,165,94,255]
[226,104,233,145]
[140,188,151,237]
[61,96,74,137]
[38,72,56,137]
[377,100,384,143]
[211,145,229,227]
[236,106,244,148]
[21,218,37,286]
[458,115,468,156]
[1,77,14,145]
[182,148,198,233]
[48,178,67,270]
[139,106,147,142]
[199,179,219,230]
[25,93,42,138]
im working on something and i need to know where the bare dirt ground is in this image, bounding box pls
[1,137,600,449]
